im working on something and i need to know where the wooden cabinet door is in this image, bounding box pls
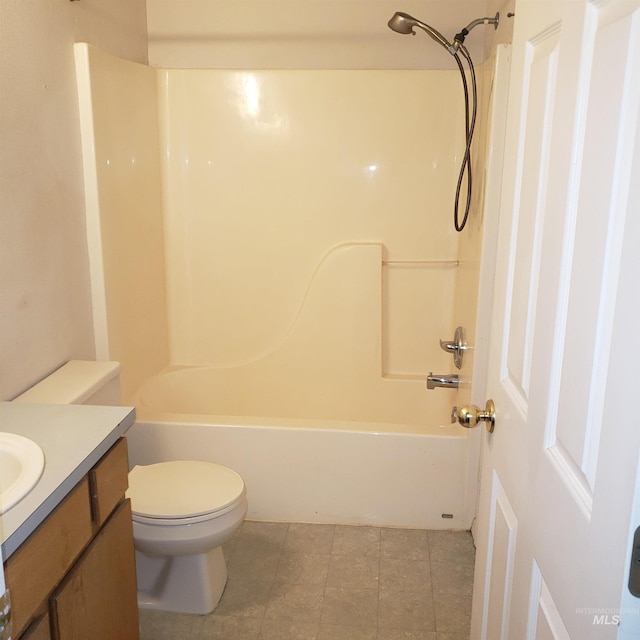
[50,500,139,640]
[4,479,93,639]
[89,438,130,527]
[21,614,52,640]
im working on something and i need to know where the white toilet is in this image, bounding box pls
[126,459,247,614]
[14,360,248,615]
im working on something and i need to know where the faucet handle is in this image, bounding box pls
[439,326,468,369]
[439,339,458,353]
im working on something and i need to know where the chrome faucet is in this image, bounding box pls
[439,326,468,369]
[427,372,460,390]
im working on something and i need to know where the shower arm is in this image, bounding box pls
[452,13,500,50]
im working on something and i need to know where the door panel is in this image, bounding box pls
[473,1,640,638]
[483,471,518,640]
[550,4,640,504]
[530,569,571,640]
[504,24,559,405]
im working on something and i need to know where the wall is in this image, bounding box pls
[0,0,148,400]
[159,69,461,380]
[75,44,170,401]
[76,54,463,422]
[146,0,492,70]
[0,0,513,405]
[145,0,516,403]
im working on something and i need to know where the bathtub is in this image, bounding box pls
[125,366,479,530]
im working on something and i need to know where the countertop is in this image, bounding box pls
[0,401,135,559]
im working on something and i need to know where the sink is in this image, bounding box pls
[0,432,45,514]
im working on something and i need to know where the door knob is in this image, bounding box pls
[456,399,496,432]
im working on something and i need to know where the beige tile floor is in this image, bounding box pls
[139,521,475,640]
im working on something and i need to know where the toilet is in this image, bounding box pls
[13,360,248,615]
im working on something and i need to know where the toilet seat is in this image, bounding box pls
[127,461,246,523]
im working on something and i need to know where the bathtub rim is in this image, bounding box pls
[131,410,471,438]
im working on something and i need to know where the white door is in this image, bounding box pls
[472,1,640,638]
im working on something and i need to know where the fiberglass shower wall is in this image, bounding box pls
[75,44,171,400]
[78,45,467,420]
[159,71,463,379]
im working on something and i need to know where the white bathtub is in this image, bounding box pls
[125,367,479,530]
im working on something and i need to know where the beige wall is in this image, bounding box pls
[145,0,517,404]
[79,58,462,422]
[159,69,461,377]
[0,0,514,402]
[147,0,494,70]
[75,44,170,402]
[0,0,148,400]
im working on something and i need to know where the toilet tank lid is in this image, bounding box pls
[127,461,246,519]
[13,360,120,404]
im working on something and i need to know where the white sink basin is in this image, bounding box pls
[0,432,45,514]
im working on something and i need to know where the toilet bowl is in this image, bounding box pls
[127,460,248,614]
[13,360,248,615]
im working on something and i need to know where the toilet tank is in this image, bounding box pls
[13,360,122,406]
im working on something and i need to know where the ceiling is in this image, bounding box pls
[146,0,515,70]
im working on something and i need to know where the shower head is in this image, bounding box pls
[387,12,455,54]
[387,11,416,35]
[388,11,500,55]
[386,10,500,233]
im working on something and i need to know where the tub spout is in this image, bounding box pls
[427,373,459,390]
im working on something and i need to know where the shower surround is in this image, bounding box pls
[75,43,500,528]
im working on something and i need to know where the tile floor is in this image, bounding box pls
[139,521,475,640]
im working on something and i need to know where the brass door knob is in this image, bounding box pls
[457,399,496,432]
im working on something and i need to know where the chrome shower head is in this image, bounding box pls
[387,12,455,54]
[386,10,500,232]
[387,11,416,35]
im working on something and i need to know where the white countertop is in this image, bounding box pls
[0,401,135,559]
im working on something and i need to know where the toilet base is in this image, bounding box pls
[135,545,228,614]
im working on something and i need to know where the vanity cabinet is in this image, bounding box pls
[19,614,50,640]
[3,438,139,640]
